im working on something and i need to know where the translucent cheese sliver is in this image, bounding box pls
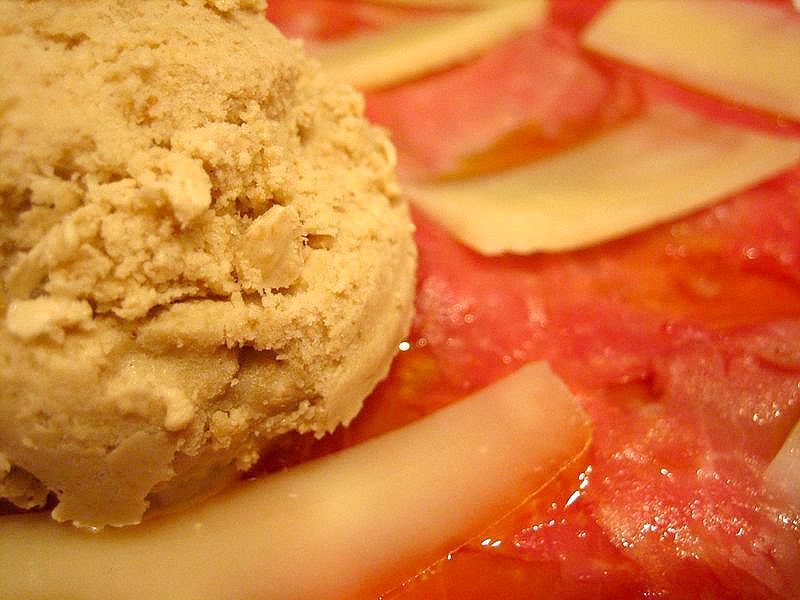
[764,419,800,505]
[0,361,590,600]
[409,103,800,255]
[582,0,800,121]
[313,1,547,90]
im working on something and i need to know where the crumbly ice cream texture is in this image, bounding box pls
[0,0,416,527]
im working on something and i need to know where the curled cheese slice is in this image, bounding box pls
[764,419,800,505]
[582,0,800,121]
[313,1,546,90]
[410,104,800,255]
[0,362,590,600]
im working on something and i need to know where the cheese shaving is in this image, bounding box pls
[410,104,800,255]
[582,0,800,121]
[0,362,589,599]
[313,1,547,90]
[764,419,800,505]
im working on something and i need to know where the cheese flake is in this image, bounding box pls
[313,1,547,90]
[764,418,800,504]
[409,104,800,255]
[582,0,800,121]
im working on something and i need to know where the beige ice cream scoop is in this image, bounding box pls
[0,0,416,528]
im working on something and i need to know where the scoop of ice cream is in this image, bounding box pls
[0,0,416,527]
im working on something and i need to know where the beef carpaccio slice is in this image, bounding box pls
[266,1,800,598]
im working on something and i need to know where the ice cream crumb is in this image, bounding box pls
[6,297,93,342]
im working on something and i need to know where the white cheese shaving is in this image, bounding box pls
[409,103,800,255]
[0,362,589,600]
[313,1,547,90]
[764,419,800,505]
[582,0,800,121]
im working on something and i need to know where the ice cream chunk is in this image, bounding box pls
[0,0,416,527]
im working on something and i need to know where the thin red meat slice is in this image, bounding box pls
[725,171,800,285]
[549,0,610,32]
[406,186,800,597]
[502,324,800,599]
[587,403,775,598]
[412,210,548,390]
[266,0,424,43]
[366,25,620,179]
[587,330,800,599]
[658,329,800,461]
[411,165,800,391]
